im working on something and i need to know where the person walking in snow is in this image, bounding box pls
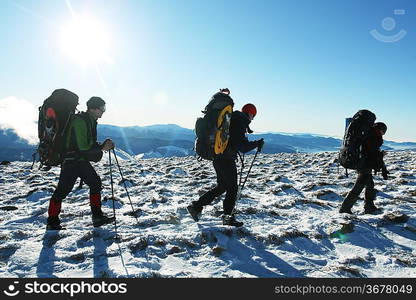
[187,103,264,227]
[46,97,115,230]
[339,122,389,214]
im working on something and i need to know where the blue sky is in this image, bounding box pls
[0,0,415,142]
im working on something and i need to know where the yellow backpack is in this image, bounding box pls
[214,105,233,155]
[194,91,234,160]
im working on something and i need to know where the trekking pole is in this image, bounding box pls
[108,150,118,239]
[240,149,259,192]
[236,152,245,201]
[237,152,245,187]
[232,149,259,216]
[30,152,37,170]
[111,148,138,222]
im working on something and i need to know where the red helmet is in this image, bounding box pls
[242,103,257,117]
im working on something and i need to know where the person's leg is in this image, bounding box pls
[187,159,226,221]
[79,161,102,216]
[339,170,368,213]
[193,159,226,208]
[364,172,378,213]
[218,158,243,227]
[221,159,238,215]
[47,162,79,228]
[80,161,114,227]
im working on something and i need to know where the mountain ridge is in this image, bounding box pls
[1,124,415,161]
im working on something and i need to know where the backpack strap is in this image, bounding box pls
[77,112,95,142]
[63,124,81,161]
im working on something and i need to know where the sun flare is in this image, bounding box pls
[59,14,111,65]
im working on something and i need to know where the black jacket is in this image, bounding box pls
[218,111,258,159]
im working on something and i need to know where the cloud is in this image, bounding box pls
[0,97,38,145]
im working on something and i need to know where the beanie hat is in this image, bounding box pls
[87,97,106,109]
[373,122,387,132]
[241,103,257,117]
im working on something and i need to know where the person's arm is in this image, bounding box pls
[230,119,258,153]
[365,133,386,175]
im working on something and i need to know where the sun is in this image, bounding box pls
[59,14,111,66]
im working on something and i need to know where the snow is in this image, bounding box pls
[0,151,415,278]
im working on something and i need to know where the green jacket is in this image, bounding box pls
[65,112,103,162]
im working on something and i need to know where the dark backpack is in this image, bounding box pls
[36,89,79,167]
[194,91,234,160]
[338,109,376,170]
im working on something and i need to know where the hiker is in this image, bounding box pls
[46,97,115,230]
[339,122,389,214]
[187,102,264,227]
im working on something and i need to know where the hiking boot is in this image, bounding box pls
[222,214,244,227]
[339,192,358,215]
[339,207,353,214]
[364,194,381,214]
[46,217,63,230]
[92,213,115,227]
[364,205,382,214]
[187,203,202,222]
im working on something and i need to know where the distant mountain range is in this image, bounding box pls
[0,128,37,162]
[1,124,415,161]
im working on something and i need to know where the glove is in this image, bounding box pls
[382,166,389,180]
[102,139,115,151]
[257,138,264,152]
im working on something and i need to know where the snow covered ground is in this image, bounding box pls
[0,151,415,278]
